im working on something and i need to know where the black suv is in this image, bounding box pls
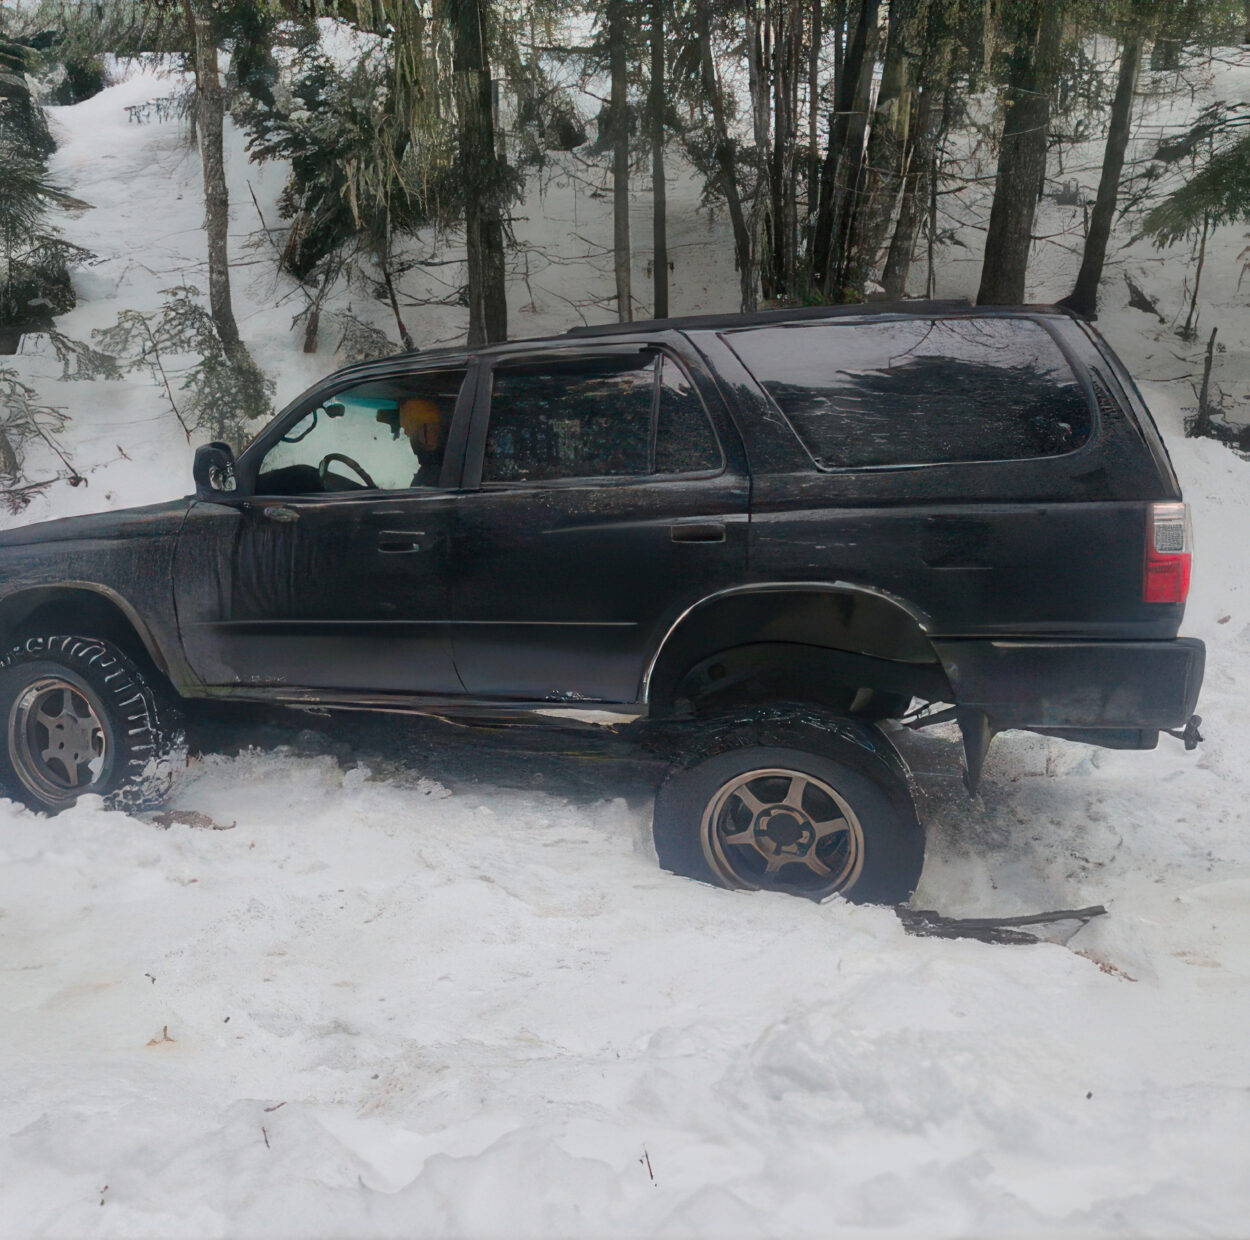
[0,302,1204,904]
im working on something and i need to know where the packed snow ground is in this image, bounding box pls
[2,49,1250,1240]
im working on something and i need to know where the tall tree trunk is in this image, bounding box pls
[649,0,668,317]
[451,0,508,345]
[747,0,774,298]
[381,259,414,350]
[811,0,879,297]
[881,43,951,300]
[693,0,755,309]
[1065,31,1142,317]
[807,0,821,229]
[846,0,924,295]
[608,0,633,321]
[184,1,241,356]
[976,0,1064,306]
[768,0,801,301]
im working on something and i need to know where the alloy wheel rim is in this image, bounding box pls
[700,766,864,896]
[9,677,110,806]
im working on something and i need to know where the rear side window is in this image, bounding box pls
[483,351,721,482]
[724,318,1093,469]
[655,356,722,473]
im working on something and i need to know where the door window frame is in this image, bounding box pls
[460,342,730,492]
[232,356,476,500]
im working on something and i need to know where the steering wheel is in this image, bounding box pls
[318,452,376,490]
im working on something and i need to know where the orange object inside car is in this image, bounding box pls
[398,397,444,452]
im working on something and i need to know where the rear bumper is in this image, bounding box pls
[932,637,1205,738]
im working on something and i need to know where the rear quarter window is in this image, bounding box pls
[724,317,1093,469]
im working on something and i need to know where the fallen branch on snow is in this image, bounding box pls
[897,904,1108,945]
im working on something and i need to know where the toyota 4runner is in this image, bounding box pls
[0,302,1204,904]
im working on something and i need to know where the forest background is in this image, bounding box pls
[1,0,1249,491]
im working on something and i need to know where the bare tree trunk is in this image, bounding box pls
[977,0,1064,306]
[608,0,633,321]
[452,0,508,345]
[831,0,847,111]
[382,260,414,350]
[1182,210,1209,340]
[848,0,924,295]
[693,0,755,309]
[768,0,801,301]
[1066,31,1142,317]
[184,1,241,355]
[1189,326,1217,437]
[302,262,338,354]
[811,0,879,297]
[746,1,773,299]
[807,0,821,229]
[881,48,951,300]
[649,0,668,317]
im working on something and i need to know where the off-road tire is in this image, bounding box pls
[653,705,924,905]
[0,634,186,813]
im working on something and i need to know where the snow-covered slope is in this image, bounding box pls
[1,51,1249,1240]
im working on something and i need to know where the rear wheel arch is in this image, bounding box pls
[644,585,948,718]
[652,705,925,903]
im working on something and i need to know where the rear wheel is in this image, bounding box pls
[0,635,185,813]
[653,709,924,904]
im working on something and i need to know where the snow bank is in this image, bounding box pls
[3,713,1250,1238]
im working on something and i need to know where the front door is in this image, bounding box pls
[449,344,750,703]
[174,364,470,696]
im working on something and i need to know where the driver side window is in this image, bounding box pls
[256,369,466,495]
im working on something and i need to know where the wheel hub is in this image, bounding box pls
[756,807,813,855]
[9,676,109,805]
[44,710,100,779]
[700,766,865,895]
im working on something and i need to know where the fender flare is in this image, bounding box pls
[642,581,939,706]
[0,581,175,679]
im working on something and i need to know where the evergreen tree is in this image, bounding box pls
[0,17,83,345]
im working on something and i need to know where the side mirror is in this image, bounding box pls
[193,441,237,499]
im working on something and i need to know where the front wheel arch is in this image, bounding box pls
[0,634,185,812]
[0,585,173,686]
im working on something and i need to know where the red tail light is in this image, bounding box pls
[1144,502,1192,603]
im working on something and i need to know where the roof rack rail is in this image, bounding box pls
[563,299,975,339]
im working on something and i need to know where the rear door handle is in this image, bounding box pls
[671,521,725,544]
[377,530,425,554]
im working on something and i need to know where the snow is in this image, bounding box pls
[2,42,1250,1240]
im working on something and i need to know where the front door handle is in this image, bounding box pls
[671,521,725,544]
[261,505,301,524]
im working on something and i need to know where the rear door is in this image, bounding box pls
[448,342,749,702]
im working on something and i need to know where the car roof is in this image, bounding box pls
[323,300,1081,383]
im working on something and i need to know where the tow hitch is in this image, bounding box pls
[1164,714,1204,750]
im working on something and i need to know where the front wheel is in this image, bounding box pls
[0,635,185,813]
[653,710,924,904]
